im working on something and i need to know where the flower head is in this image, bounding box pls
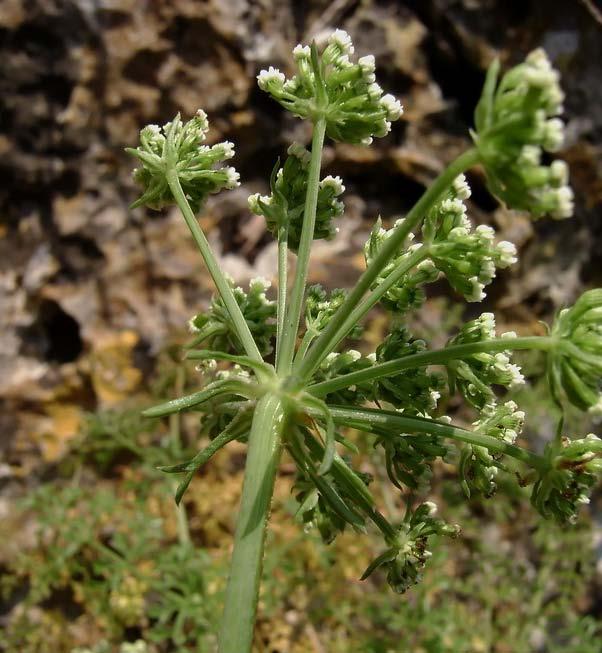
[531,434,602,523]
[423,177,518,303]
[361,502,459,594]
[473,50,573,219]
[126,111,240,212]
[188,278,276,355]
[364,218,438,314]
[248,143,345,251]
[447,313,525,409]
[460,401,525,498]
[256,31,403,144]
[548,289,602,413]
[374,327,444,415]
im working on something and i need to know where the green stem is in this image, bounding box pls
[309,336,555,397]
[277,117,327,375]
[167,171,263,362]
[218,393,286,653]
[294,329,317,366]
[169,366,191,547]
[275,224,289,368]
[328,405,543,470]
[295,147,481,383]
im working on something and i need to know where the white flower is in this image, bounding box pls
[320,175,345,195]
[221,141,235,159]
[358,54,376,82]
[224,167,240,189]
[495,240,518,267]
[475,224,495,242]
[329,29,354,54]
[257,66,286,91]
[293,44,310,60]
[526,48,553,71]
[367,82,383,101]
[467,276,486,302]
[423,501,438,516]
[452,174,471,200]
[518,145,542,167]
[250,276,271,292]
[550,159,569,186]
[501,331,517,339]
[348,350,361,362]
[507,363,525,386]
[440,198,467,217]
[287,142,311,166]
[358,54,375,72]
[542,118,565,152]
[380,94,403,121]
[551,185,574,219]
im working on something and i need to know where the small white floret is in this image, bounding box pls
[329,29,354,55]
[551,186,574,219]
[496,240,518,267]
[542,118,565,152]
[380,93,403,121]
[320,175,346,195]
[224,167,240,189]
[293,44,310,60]
[257,66,286,91]
[467,277,486,302]
[452,174,471,200]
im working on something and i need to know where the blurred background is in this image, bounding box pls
[1,1,601,652]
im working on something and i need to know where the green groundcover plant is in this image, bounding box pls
[127,31,602,652]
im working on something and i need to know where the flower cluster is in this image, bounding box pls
[474,49,573,219]
[531,434,602,523]
[459,401,525,498]
[313,349,374,405]
[293,471,348,544]
[304,285,362,340]
[361,502,459,594]
[424,175,518,302]
[364,218,438,313]
[257,30,403,144]
[248,143,345,251]
[289,426,374,545]
[188,278,276,356]
[548,289,602,413]
[364,175,517,312]
[127,111,239,212]
[447,313,524,409]
[374,327,443,414]
[378,432,449,492]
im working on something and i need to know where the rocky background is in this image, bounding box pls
[0,1,601,651]
[1,0,601,466]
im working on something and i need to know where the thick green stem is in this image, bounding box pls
[218,393,286,653]
[167,171,263,362]
[309,336,555,397]
[295,147,481,383]
[328,405,544,470]
[277,118,327,374]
